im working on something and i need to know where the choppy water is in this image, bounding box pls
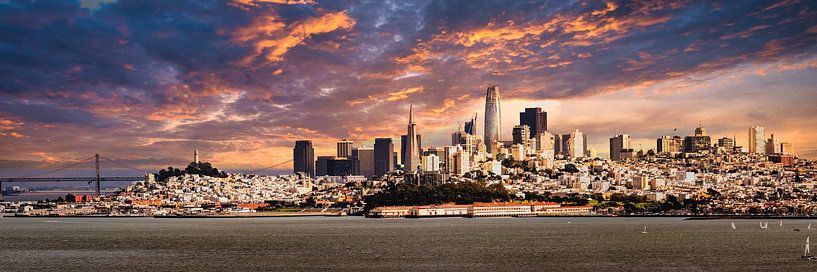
[0,217,815,271]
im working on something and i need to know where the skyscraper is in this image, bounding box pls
[781,142,794,155]
[749,126,765,154]
[536,131,555,154]
[765,134,781,155]
[564,130,584,159]
[464,112,478,135]
[374,138,394,176]
[293,140,315,177]
[519,107,547,137]
[421,154,440,173]
[484,85,501,151]
[315,156,332,176]
[401,134,422,165]
[718,137,735,151]
[404,105,421,172]
[657,136,672,153]
[583,134,589,157]
[318,157,359,176]
[512,125,532,152]
[332,158,360,176]
[337,139,353,158]
[352,147,374,178]
[684,125,711,153]
[609,134,631,161]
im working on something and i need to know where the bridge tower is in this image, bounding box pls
[95,154,100,197]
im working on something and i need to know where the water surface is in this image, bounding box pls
[0,217,814,271]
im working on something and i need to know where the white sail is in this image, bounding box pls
[731,222,736,229]
[806,236,811,257]
[642,226,648,234]
[780,220,783,227]
[809,223,812,230]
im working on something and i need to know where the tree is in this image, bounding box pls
[562,164,580,173]
[363,181,511,211]
[706,188,722,200]
[156,162,227,182]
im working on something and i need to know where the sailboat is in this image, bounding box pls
[759,222,763,229]
[803,236,816,260]
[641,226,648,234]
[761,222,768,229]
[809,223,812,230]
[731,222,736,230]
[780,220,784,227]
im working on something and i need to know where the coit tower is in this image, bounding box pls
[484,85,502,151]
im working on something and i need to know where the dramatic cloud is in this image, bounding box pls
[236,10,356,64]
[1,0,816,173]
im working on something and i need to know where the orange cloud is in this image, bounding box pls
[235,11,356,65]
[231,0,315,7]
[431,99,456,114]
[566,14,671,40]
[394,1,678,75]
[387,87,423,102]
[0,118,24,138]
[347,95,377,106]
[450,19,560,47]
[1,131,25,138]
[0,119,22,130]
[592,1,619,16]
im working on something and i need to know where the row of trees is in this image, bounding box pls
[156,162,227,182]
[363,182,511,211]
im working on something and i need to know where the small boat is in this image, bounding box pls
[731,222,736,230]
[804,236,817,260]
[567,220,571,224]
[795,229,801,232]
[641,226,648,234]
[809,223,812,230]
[780,220,784,227]
[759,222,763,229]
[761,222,768,229]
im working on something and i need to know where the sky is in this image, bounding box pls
[1,0,816,173]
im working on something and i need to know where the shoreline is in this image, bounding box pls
[5,213,817,219]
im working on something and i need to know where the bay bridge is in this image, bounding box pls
[0,154,147,196]
[0,154,293,197]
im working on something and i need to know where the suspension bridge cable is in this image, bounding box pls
[14,155,96,178]
[240,159,294,174]
[100,157,150,173]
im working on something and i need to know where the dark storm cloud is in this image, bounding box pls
[1,0,816,168]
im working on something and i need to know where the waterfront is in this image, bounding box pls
[1,217,815,271]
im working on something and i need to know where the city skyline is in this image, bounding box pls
[2,0,817,171]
